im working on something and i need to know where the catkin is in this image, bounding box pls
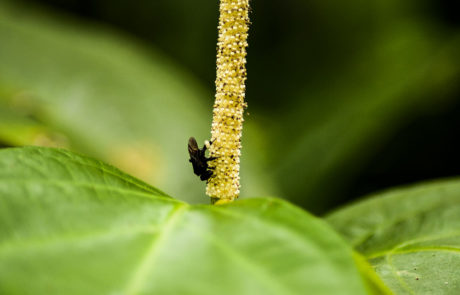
[206,0,250,203]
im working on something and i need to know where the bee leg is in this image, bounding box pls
[200,170,214,182]
[204,139,217,154]
[205,139,215,148]
[205,173,217,184]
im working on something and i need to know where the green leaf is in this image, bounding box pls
[0,147,369,295]
[327,179,460,294]
[353,252,394,295]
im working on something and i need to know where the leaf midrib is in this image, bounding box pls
[187,222,295,295]
[368,246,460,260]
[124,203,187,295]
[365,231,460,259]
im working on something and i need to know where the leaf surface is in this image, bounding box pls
[327,179,460,294]
[0,147,369,295]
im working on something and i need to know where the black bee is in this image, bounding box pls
[188,137,216,182]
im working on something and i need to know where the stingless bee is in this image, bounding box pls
[188,137,216,182]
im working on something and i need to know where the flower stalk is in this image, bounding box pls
[206,0,250,204]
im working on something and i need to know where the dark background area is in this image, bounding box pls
[3,0,460,214]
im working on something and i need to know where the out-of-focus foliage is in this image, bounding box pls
[0,1,213,204]
[328,179,460,294]
[0,146,377,295]
[274,26,460,212]
[1,0,459,213]
[251,0,460,212]
[0,1,276,204]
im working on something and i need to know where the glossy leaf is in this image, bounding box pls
[327,179,460,294]
[0,147,370,295]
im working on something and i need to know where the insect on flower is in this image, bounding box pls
[188,137,216,182]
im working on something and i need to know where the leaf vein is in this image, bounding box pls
[124,203,187,295]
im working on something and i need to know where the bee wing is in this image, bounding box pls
[188,137,199,155]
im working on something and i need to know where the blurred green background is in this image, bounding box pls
[0,0,459,214]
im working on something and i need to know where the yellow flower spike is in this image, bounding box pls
[206,0,250,203]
